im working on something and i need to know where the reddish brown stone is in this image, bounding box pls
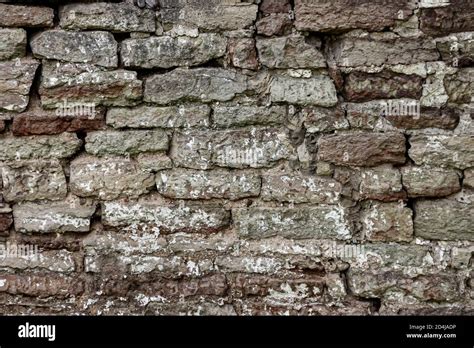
[227,38,259,70]
[295,0,414,33]
[343,71,424,102]
[0,4,54,28]
[137,274,228,298]
[0,214,12,232]
[12,114,106,136]
[385,107,460,130]
[0,273,85,298]
[0,120,4,132]
[420,0,474,37]
[256,14,293,36]
[318,132,406,167]
[232,274,325,298]
[260,0,291,14]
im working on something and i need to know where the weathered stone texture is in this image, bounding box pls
[70,156,155,200]
[1,160,67,202]
[107,104,210,129]
[295,0,414,33]
[156,169,261,200]
[0,133,81,161]
[85,130,169,156]
[13,196,96,233]
[409,135,474,170]
[444,68,474,104]
[361,201,413,242]
[102,201,230,233]
[159,0,258,31]
[401,166,461,197]
[270,75,337,106]
[0,59,39,112]
[257,36,326,69]
[0,4,54,28]
[415,198,474,241]
[31,30,118,68]
[59,2,156,32]
[233,206,352,240]
[212,105,286,128]
[318,133,406,167]
[145,68,247,104]
[39,61,143,108]
[121,35,227,69]
[0,29,26,61]
[343,71,424,102]
[171,129,295,169]
[420,0,474,37]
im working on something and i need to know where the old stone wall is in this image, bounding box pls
[0,0,472,315]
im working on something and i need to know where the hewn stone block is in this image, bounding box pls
[300,106,349,133]
[107,104,210,129]
[415,198,473,241]
[159,0,258,31]
[156,169,261,200]
[171,128,294,169]
[444,68,474,104]
[227,38,259,70]
[318,132,406,167]
[361,201,413,242]
[270,75,337,106]
[0,58,39,112]
[102,201,230,233]
[13,196,96,233]
[85,130,169,156]
[145,68,247,105]
[401,166,461,197]
[256,14,293,37]
[261,172,341,204]
[0,4,54,28]
[0,248,75,273]
[212,105,286,128]
[59,2,156,32]
[70,155,155,200]
[233,206,352,240]
[31,30,118,68]
[420,0,474,37]
[0,29,26,61]
[0,133,81,161]
[121,34,226,69]
[257,36,326,69]
[343,71,424,102]
[409,135,474,170]
[329,35,439,67]
[359,166,405,202]
[295,0,414,33]
[39,61,142,108]
[1,160,67,202]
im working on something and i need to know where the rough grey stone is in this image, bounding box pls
[212,105,286,128]
[13,195,96,233]
[401,166,461,197]
[156,169,261,200]
[1,160,67,202]
[121,34,226,69]
[0,29,26,61]
[0,58,39,112]
[270,75,338,106]
[70,155,155,200]
[0,133,81,161]
[59,2,156,32]
[409,135,474,170]
[31,30,118,68]
[107,104,210,129]
[144,68,247,104]
[233,206,352,240]
[85,130,169,156]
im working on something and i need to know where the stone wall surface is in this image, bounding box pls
[0,0,472,315]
